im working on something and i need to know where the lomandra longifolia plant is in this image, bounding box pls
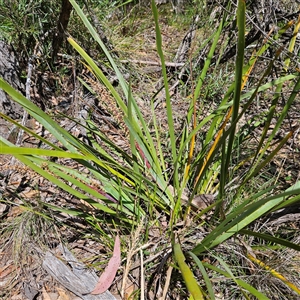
[1,0,300,298]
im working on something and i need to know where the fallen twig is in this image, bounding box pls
[120,59,185,67]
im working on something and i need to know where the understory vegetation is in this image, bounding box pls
[1,0,300,299]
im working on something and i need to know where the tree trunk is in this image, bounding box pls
[52,0,73,62]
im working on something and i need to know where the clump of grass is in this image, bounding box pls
[0,199,58,257]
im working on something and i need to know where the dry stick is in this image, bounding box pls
[15,58,33,146]
[154,14,199,106]
[169,14,199,93]
[160,265,173,300]
[140,249,145,300]
[9,58,34,169]
[8,32,48,172]
[121,222,144,298]
[120,59,185,67]
[129,247,172,272]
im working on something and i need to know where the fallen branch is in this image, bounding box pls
[120,59,185,67]
[43,245,116,300]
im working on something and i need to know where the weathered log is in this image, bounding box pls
[43,245,117,300]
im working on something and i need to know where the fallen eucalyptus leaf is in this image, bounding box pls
[91,235,121,295]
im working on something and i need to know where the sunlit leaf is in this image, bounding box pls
[91,235,121,295]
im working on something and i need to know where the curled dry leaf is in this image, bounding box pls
[91,235,121,295]
[168,185,214,210]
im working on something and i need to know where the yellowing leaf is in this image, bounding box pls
[173,243,204,300]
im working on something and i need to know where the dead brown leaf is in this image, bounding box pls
[91,235,121,295]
